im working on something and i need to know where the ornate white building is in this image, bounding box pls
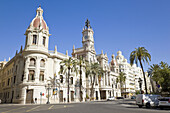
[0,6,152,104]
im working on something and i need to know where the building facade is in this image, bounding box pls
[0,6,152,104]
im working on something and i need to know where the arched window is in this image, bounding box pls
[30,58,36,66]
[28,70,35,81]
[71,77,73,84]
[39,71,44,81]
[33,35,37,44]
[43,37,46,46]
[40,59,45,67]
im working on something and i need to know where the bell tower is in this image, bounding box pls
[24,6,51,53]
[82,19,95,53]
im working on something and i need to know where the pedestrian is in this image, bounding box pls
[35,98,37,104]
[64,98,66,103]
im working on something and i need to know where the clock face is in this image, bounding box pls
[84,36,88,39]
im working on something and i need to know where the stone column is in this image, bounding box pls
[103,73,106,86]
[19,86,26,104]
[24,57,29,82]
[35,57,40,82]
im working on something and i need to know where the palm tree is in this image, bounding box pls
[88,62,103,100]
[77,56,85,102]
[148,64,160,93]
[130,47,151,94]
[116,72,126,96]
[58,57,78,103]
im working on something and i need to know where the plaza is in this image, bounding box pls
[0,6,152,104]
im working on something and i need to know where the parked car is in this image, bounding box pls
[136,94,161,108]
[107,96,115,101]
[158,97,170,109]
[145,95,161,108]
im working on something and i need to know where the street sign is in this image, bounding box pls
[56,88,58,90]
[40,92,44,96]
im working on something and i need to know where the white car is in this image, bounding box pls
[107,96,115,101]
[136,94,150,108]
[158,97,170,109]
[136,94,161,108]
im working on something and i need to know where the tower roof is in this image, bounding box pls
[29,6,48,30]
[84,18,92,30]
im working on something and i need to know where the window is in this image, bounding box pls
[60,75,63,83]
[28,70,35,81]
[30,58,36,66]
[40,59,45,67]
[14,76,16,84]
[71,77,73,84]
[33,35,37,44]
[43,37,46,46]
[39,71,44,81]
[7,78,10,86]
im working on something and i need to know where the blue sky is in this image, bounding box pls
[0,0,170,71]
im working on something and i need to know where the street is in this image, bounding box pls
[0,100,169,113]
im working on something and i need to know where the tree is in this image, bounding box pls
[58,57,78,103]
[77,56,86,102]
[88,62,103,100]
[148,61,170,93]
[116,72,126,96]
[130,47,151,94]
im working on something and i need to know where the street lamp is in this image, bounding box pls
[138,78,142,94]
[56,78,61,103]
[46,83,50,104]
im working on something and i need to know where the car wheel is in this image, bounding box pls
[138,105,142,108]
[146,103,150,108]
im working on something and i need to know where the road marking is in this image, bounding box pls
[26,106,40,112]
[64,105,66,108]
[2,107,26,113]
[48,105,54,109]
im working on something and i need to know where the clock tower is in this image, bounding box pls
[82,19,95,53]
[72,19,97,62]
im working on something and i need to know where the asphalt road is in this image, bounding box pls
[0,100,169,113]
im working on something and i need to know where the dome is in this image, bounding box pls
[29,6,48,30]
[33,17,47,29]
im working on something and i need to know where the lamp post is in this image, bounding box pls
[56,78,61,103]
[46,83,50,104]
[138,78,142,94]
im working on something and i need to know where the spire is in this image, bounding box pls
[73,45,75,50]
[101,50,103,55]
[20,46,23,53]
[112,54,115,59]
[66,50,68,56]
[72,45,75,53]
[85,18,92,29]
[36,5,43,17]
[54,45,57,54]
